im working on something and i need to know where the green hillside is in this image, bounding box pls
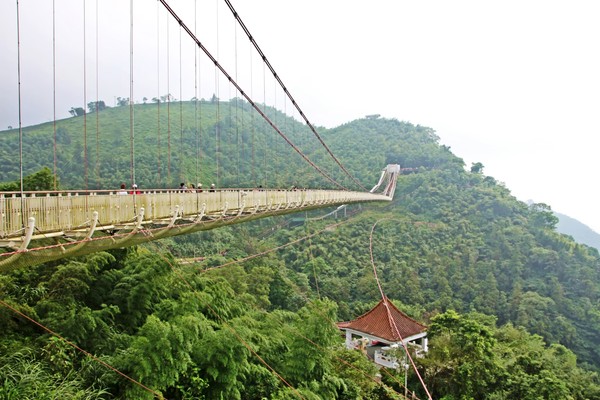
[2,107,600,399]
[0,99,338,190]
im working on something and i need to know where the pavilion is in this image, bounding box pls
[337,296,428,368]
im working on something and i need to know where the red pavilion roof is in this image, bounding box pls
[338,297,427,343]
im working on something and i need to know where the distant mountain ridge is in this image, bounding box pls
[555,212,600,250]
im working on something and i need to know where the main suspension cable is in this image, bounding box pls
[223,0,367,192]
[158,0,348,190]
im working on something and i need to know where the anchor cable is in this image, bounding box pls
[369,219,432,400]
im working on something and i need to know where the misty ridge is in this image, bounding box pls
[555,211,600,250]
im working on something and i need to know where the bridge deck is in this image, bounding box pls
[1,188,390,239]
[0,188,391,271]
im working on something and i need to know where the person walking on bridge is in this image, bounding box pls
[117,183,128,195]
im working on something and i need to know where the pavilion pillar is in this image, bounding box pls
[345,330,353,349]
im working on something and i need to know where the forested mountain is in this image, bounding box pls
[2,104,600,399]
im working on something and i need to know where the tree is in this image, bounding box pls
[282,299,342,399]
[515,291,558,340]
[117,314,209,398]
[420,310,501,399]
[68,107,85,117]
[87,100,106,113]
[0,167,56,191]
[332,347,380,399]
[529,202,559,229]
[56,127,71,144]
[116,97,129,107]
[493,324,600,399]
[471,161,484,174]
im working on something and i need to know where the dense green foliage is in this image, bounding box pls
[0,247,397,399]
[0,167,56,191]
[415,311,600,399]
[2,109,600,398]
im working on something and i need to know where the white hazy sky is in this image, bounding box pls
[1,0,599,233]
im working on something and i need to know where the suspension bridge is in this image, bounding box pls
[0,0,401,272]
[0,3,440,399]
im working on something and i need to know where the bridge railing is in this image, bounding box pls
[1,189,391,238]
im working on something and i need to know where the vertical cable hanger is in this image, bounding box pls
[179,22,184,185]
[197,4,203,190]
[274,67,279,186]
[129,0,135,187]
[194,0,199,188]
[227,70,232,187]
[223,1,231,187]
[167,13,171,186]
[262,62,269,187]
[303,111,312,186]
[250,39,255,187]
[156,1,161,187]
[83,0,88,190]
[239,22,247,186]
[234,15,240,187]
[215,0,220,188]
[52,0,57,190]
[306,221,321,299]
[16,0,25,226]
[95,0,100,189]
[227,35,233,188]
